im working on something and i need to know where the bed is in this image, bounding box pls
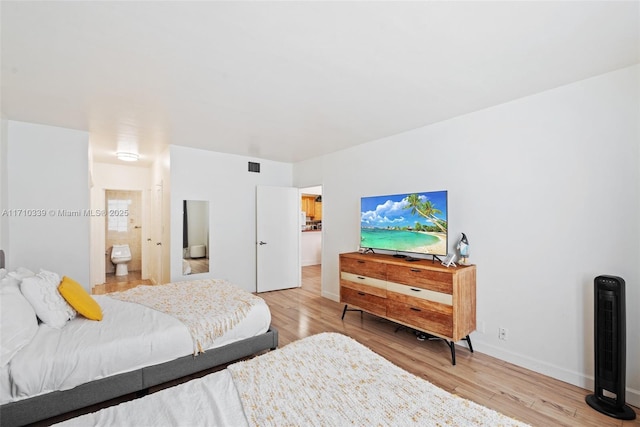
[0,250,278,426]
[54,332,529,426]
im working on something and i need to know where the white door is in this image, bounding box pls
[256,186,301,292]
[150,184,164,285]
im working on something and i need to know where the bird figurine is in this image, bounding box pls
[457,233,469,264]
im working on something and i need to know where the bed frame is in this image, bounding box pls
[0,250,278,426]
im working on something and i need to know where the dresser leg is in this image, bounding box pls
[447,336,474,365]
[464,335,474,353]
[448,341,456,365]
[341,305,364,320]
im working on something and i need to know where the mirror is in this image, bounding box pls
[182,200,209,275]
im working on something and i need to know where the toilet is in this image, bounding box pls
[111,244,132,276]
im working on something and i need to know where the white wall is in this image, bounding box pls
[4,121,90,287]
[169,145,293,291]
[301,231,321,266]
[0,117,8,253]
[89,162,152,285]
[294,65,640,405]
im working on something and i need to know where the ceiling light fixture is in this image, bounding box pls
[116,152,139,162]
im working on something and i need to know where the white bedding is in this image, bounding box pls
[1,294,270,404]
[108,279,267,354]
[57,369,247,427]
[56,333,530,427]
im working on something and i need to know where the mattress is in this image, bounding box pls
[1,295,270,404]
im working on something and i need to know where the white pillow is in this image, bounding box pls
[0,286,39,366]
[1,267,35,290]
[20,270,77,329]
[0,274,21,290]
[7,267,35,281]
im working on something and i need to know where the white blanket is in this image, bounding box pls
[4,296,190,404]
[57,333,530,427]
[108,279,266,354]
[2,293,270,404]
[228,333,530,426]
[57,370,247,427]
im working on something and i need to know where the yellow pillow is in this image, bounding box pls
[58,276,103,321]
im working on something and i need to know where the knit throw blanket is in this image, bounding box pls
[228,333,530,426]
[108,279,263,354]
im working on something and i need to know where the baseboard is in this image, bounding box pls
[321,290,339,302]
[301,258,321,267]
[472,341,640,408]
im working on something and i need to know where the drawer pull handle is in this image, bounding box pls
[358,292,366,296]
[357,276,366,280]
[410,269,421,273]
[410,307,422,312]
[357,260,365,264]
[410,288,421,292]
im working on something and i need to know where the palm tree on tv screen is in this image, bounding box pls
[405,194,447,233]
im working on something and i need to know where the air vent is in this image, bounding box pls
[248,162,260,173]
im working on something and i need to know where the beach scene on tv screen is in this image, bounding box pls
[360,191,447,256]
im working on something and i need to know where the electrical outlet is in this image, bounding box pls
[498,327,508,341]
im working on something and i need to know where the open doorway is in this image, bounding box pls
[299,186,322,294]
[104,190,143,281]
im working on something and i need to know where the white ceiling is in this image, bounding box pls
[2,1,638,166]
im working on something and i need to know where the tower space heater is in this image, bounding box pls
[585,275,636,420]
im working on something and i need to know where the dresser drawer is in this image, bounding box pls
[387,299,453,338]
[341,287,386,317]
[386,264,452,294]
[340,272,387,295]
[340,257,386,280]
[386,282,452,305]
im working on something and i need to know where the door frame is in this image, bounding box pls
[299,185,322,288]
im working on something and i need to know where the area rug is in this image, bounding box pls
[229,332,530,426]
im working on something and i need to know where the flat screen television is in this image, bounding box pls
[360,190,448,258]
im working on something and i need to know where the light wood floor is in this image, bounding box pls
[259,265,639,427]
[42,265,639,426]
[185,257,209,275]
[92,270,152,294]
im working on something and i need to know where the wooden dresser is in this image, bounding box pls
[339,251,476,364]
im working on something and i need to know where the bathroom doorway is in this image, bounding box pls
[105,190,143,282]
